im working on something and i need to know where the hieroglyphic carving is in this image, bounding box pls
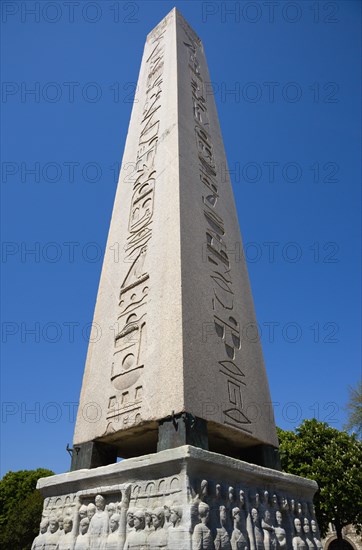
[182,33,251,431]
[106,21,169,431]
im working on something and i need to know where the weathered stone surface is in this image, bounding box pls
[73,7,278,458]
[36,446,322,550]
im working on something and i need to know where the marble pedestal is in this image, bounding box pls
[35,446,323,550]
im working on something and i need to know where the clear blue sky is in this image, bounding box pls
[1,0,361,477]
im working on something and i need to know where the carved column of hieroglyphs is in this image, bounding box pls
[182,31,251,433]
[106,23,166,433]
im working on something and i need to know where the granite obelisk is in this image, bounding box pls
[72,7,278,470]
[34,10,324,550]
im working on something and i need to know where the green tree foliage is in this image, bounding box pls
[344,380,362,439]
[278,419,362,545]
[0,468,54,550]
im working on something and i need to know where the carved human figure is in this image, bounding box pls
[215,484,222,501]
[192,502,214,550]
[261,509,277,550]
[87,504,97,521]
[303,518,316,549]
[89,495,109,550]
[271,495,278,511]
[126,508,136,531]
[200,480,208,501]
[163,501,172,529]
[107,504,117,519]
[79,506,88,522]
[149,507,167,550]
[239,490,254,549]
[145,510,154,532]
[74,518,90,550]
[168,505,187,550]
[230,507,248,550]
[274,511,287,549]
[44,516,60,550]
[214,506,231,550]
[310,520,322,549]
[292,518,307,550]
[251,508,264,550]
[56,517,75,550]
[32,518,49,550]
[281,499,289,514]
[57,514,65,535]
[105,514,123,550]
[123,510,148,550]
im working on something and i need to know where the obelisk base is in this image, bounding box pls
[35,446,323,549]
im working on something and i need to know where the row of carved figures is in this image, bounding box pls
[32,493,187,550]
[191,482,323,550]
[191,500,323,550]
[32,489,324,550]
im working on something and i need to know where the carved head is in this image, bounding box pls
[87,503,96,519]
[152,507,165,529]
[294,518,302,534]
[164,501,172,520]
[63,517,72,534]
[49,517,59,534]
[311,520,318,534]
[219,505,227,523]
[95,495,105,511]
[107,503,116,518]
[272,494,278,507]
[133,510,145,531]
[127,508,136,528]
[110,513,121,533]
[170,506,182,526]
[40,519,49,534]
[239,490,245,507]
[232,507,241,524]
[80,518,89,535]
[228,487,235,501]
[263,509,271,523]
[303,518,310,534]
[200,480,208,497]
[145,510,152,527]
[251,508,259,524]
[79,505,88,520]
[215,484,221,499]
[56,513,64,530]
[275,511,283,525]
[198,502,210,521]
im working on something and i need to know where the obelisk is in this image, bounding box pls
[72,7,278,470]
[34,10,324,550]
